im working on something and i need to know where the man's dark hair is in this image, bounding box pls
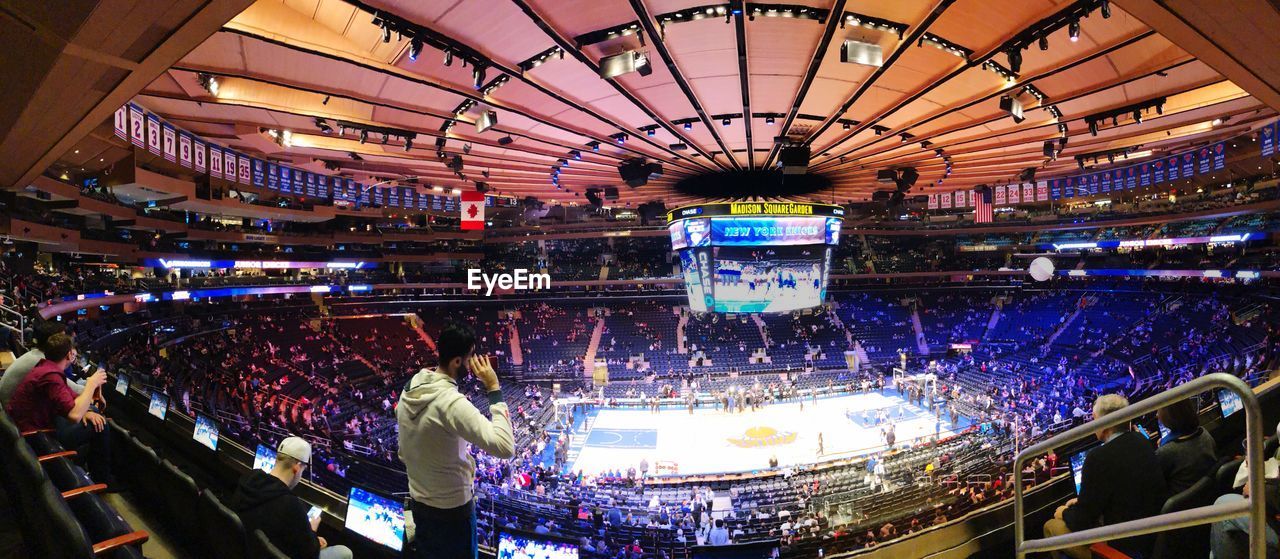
[33,320,67,351]
[1157,398,1200,435]
[43,333,74,363]
[437,324,476,367]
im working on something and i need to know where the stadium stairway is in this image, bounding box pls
[507,321,523,366]
[583,316,606,374]
[911,307,931,355]
[984,307,1002,340]
[407,313,436,353]
[677,310,689,354]
[1043,303,1084,347]
[751,314,771,347]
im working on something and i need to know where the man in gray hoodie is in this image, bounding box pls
[398,324,514,558]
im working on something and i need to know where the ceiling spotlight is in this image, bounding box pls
[587,140,600,151]
[570,150,582,160]
[1212,117,1223,126]
[557,158,569,167]
[683,121,693,131]
[721,117,731,127]
[1069,21,1080,42]
[645,127,656,137]
[381,24,392,43]
[359,130,368,144]
[409,37,422,61]
[1038,36,1049,50]
[1006,48,1022,73]
[444,50,454,66]
[842,121,852,130]
[1100,0,1111,19]
[382,132,389,144]
[473,66,486,89]
[197,73,219,96]
[404,138,413,152]
[322,95,330,105]
[1133,110,1142,124]
[765,116,775,125]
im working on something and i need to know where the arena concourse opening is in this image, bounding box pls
[2,2,1280,559]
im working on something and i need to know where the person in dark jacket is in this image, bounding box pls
[1044,394,1168,559]
[1156,398,1217,495]
[227,437,352,559]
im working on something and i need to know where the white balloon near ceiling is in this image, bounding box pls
[1028,257,1055,282]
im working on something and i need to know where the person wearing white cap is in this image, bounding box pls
[398,324,514,558]
[227,436,353,559]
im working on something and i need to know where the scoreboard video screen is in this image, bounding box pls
[668,202,844,313]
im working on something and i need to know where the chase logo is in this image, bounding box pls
[832,208,845,216]
[680,207,702,216]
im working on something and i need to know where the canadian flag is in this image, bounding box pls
[461,191,485,230]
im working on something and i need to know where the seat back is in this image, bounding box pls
[251,529,291,559]
[1214,458,1243,495]
[1152,476,1216,559]
[43,457,94,492]
[158,459,202,547]
[197,490,249,559]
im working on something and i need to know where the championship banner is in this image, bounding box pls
[1211,142,1226,170]
[278,166,291,193]
[1100,171,1112,193]
[940,192,951,209]
[927,194,938,210]
[418,192,430,210]
[994,185,1006,205]
[1138,163,1151,188]
[267,163,279,190]
[317,176,328,199]
[1063,177,1076,198]
[114,106,128,140]
[1152,159,1165,184]
[1088,173,1100,195]
[129,105,145,147]
[959,190,970,208]
[1124,167,1137,190]
[388,185,399,207]
[1262,121,1276,157]
[162,123,176,162]
[1197,145,1212,175]
[179,133,192,168]
[1180,152,1195,177]
[238,155,251,185]
[293,169,305,194]
[146,114,162,155]
[401,187,415,207]
[1036,181,1048,201]
[208,145,223,178]
[223,151,236,183]
[1007,184,1019,204]
[1049,178,1061,199]
[194,140,206,173]
[1111,168,1124,192]
[432,193,442,210]
[305,173,317,197]
[1023,183,1035,203]
[372,187,383,206]
[253,159,266,188]
[1166,156,1180,182]
[359,183,371,204]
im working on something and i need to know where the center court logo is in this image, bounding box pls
[466,268,551,296]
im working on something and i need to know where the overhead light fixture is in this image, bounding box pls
[1000,95,1025,123]
[381,24,392,43]
[599,50,653,79]
[197,73,219,96]
[1100,0,1111,18]
[444,50,453,66]
[570,150,582,160]
[842,121,852,130]
[765,116,775,125]
[476,110,498,133]
[359,130,368,144]
[721,117,731,127]
[1133,110,1142,124]
[1038,36,1049,51]
[683,121,693,131]
[645,127,656,137]
[381,132,389,144]
[408,37,422,61]
[1006,48,1022,73]
[473,66,486,89]
[839,39,883,67]
[587,140,601,151]
[404,138,413,152]
[1069,21,1080,42]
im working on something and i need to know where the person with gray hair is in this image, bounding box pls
[1042,393,1168,559]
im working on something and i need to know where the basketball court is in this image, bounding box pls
[565,390,969,477]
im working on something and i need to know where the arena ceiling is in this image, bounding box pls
[15,0,1280,208]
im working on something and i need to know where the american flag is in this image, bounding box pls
[974,186,993,223]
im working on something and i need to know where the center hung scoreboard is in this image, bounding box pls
[667,201,845,313]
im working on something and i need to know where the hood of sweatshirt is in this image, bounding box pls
[398,370,455,420]
[232,469,293,510]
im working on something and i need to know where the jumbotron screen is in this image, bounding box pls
[668,202,844,313]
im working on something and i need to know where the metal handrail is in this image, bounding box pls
[1012,373,1267,558]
